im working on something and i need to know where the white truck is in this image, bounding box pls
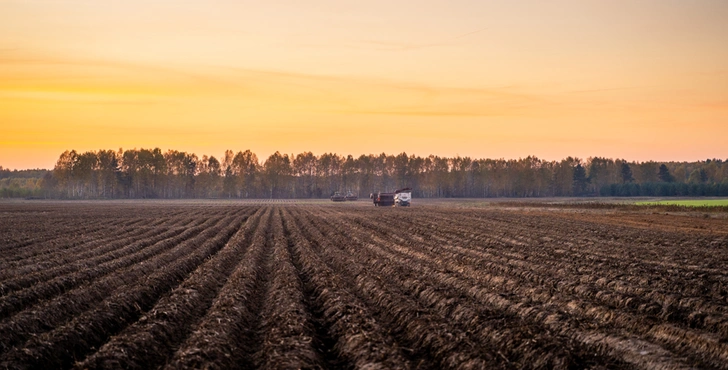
[394,188,411,207]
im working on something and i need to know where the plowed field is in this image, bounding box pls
[1,201,727,369]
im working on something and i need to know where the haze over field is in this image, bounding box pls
[1,0,728,169]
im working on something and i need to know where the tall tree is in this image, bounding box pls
[293,151,317,198]
[318,153,343,195]
[621,162,634,183]
[658,164,674,182]
[53,150,78,198]
[74,151,99,198]
[341,154,359,195]
[96,150,120,198]
[197,155,222,198]
[221,149,235,198]
[552,157,578,196]
[637,161,659,183]
[572,163,589,196]
[232,150,260,198]
[393,152,409,189]
[357,154,375,197]
[587,157,613,195]
[263,151,291,198]
[223,165,235,198]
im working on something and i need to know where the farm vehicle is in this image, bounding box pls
[330,191,358,202]
[370,188,411,207]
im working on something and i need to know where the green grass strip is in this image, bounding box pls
[635,199,728,207]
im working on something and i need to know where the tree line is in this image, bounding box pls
[2,149,728,199]
[0,167,48,198]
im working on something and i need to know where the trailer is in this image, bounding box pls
[370,188,411,207]
[370,192,394,206]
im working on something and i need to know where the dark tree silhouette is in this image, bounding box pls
[658,164,674,183]
[572,163,589,196]
[621,163,634,183]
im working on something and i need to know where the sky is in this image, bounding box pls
[1,0,727,169]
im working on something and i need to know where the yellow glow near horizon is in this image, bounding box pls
[1,0,728,169]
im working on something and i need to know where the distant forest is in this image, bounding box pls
[2,148,728,199]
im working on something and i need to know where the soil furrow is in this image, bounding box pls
[76,207,263,369]
[0,215,244,369]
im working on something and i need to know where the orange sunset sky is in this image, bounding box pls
[1,0,727,169]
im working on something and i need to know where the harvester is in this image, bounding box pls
[370,188,411,207]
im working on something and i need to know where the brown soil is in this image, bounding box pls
[0,200,726,369]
